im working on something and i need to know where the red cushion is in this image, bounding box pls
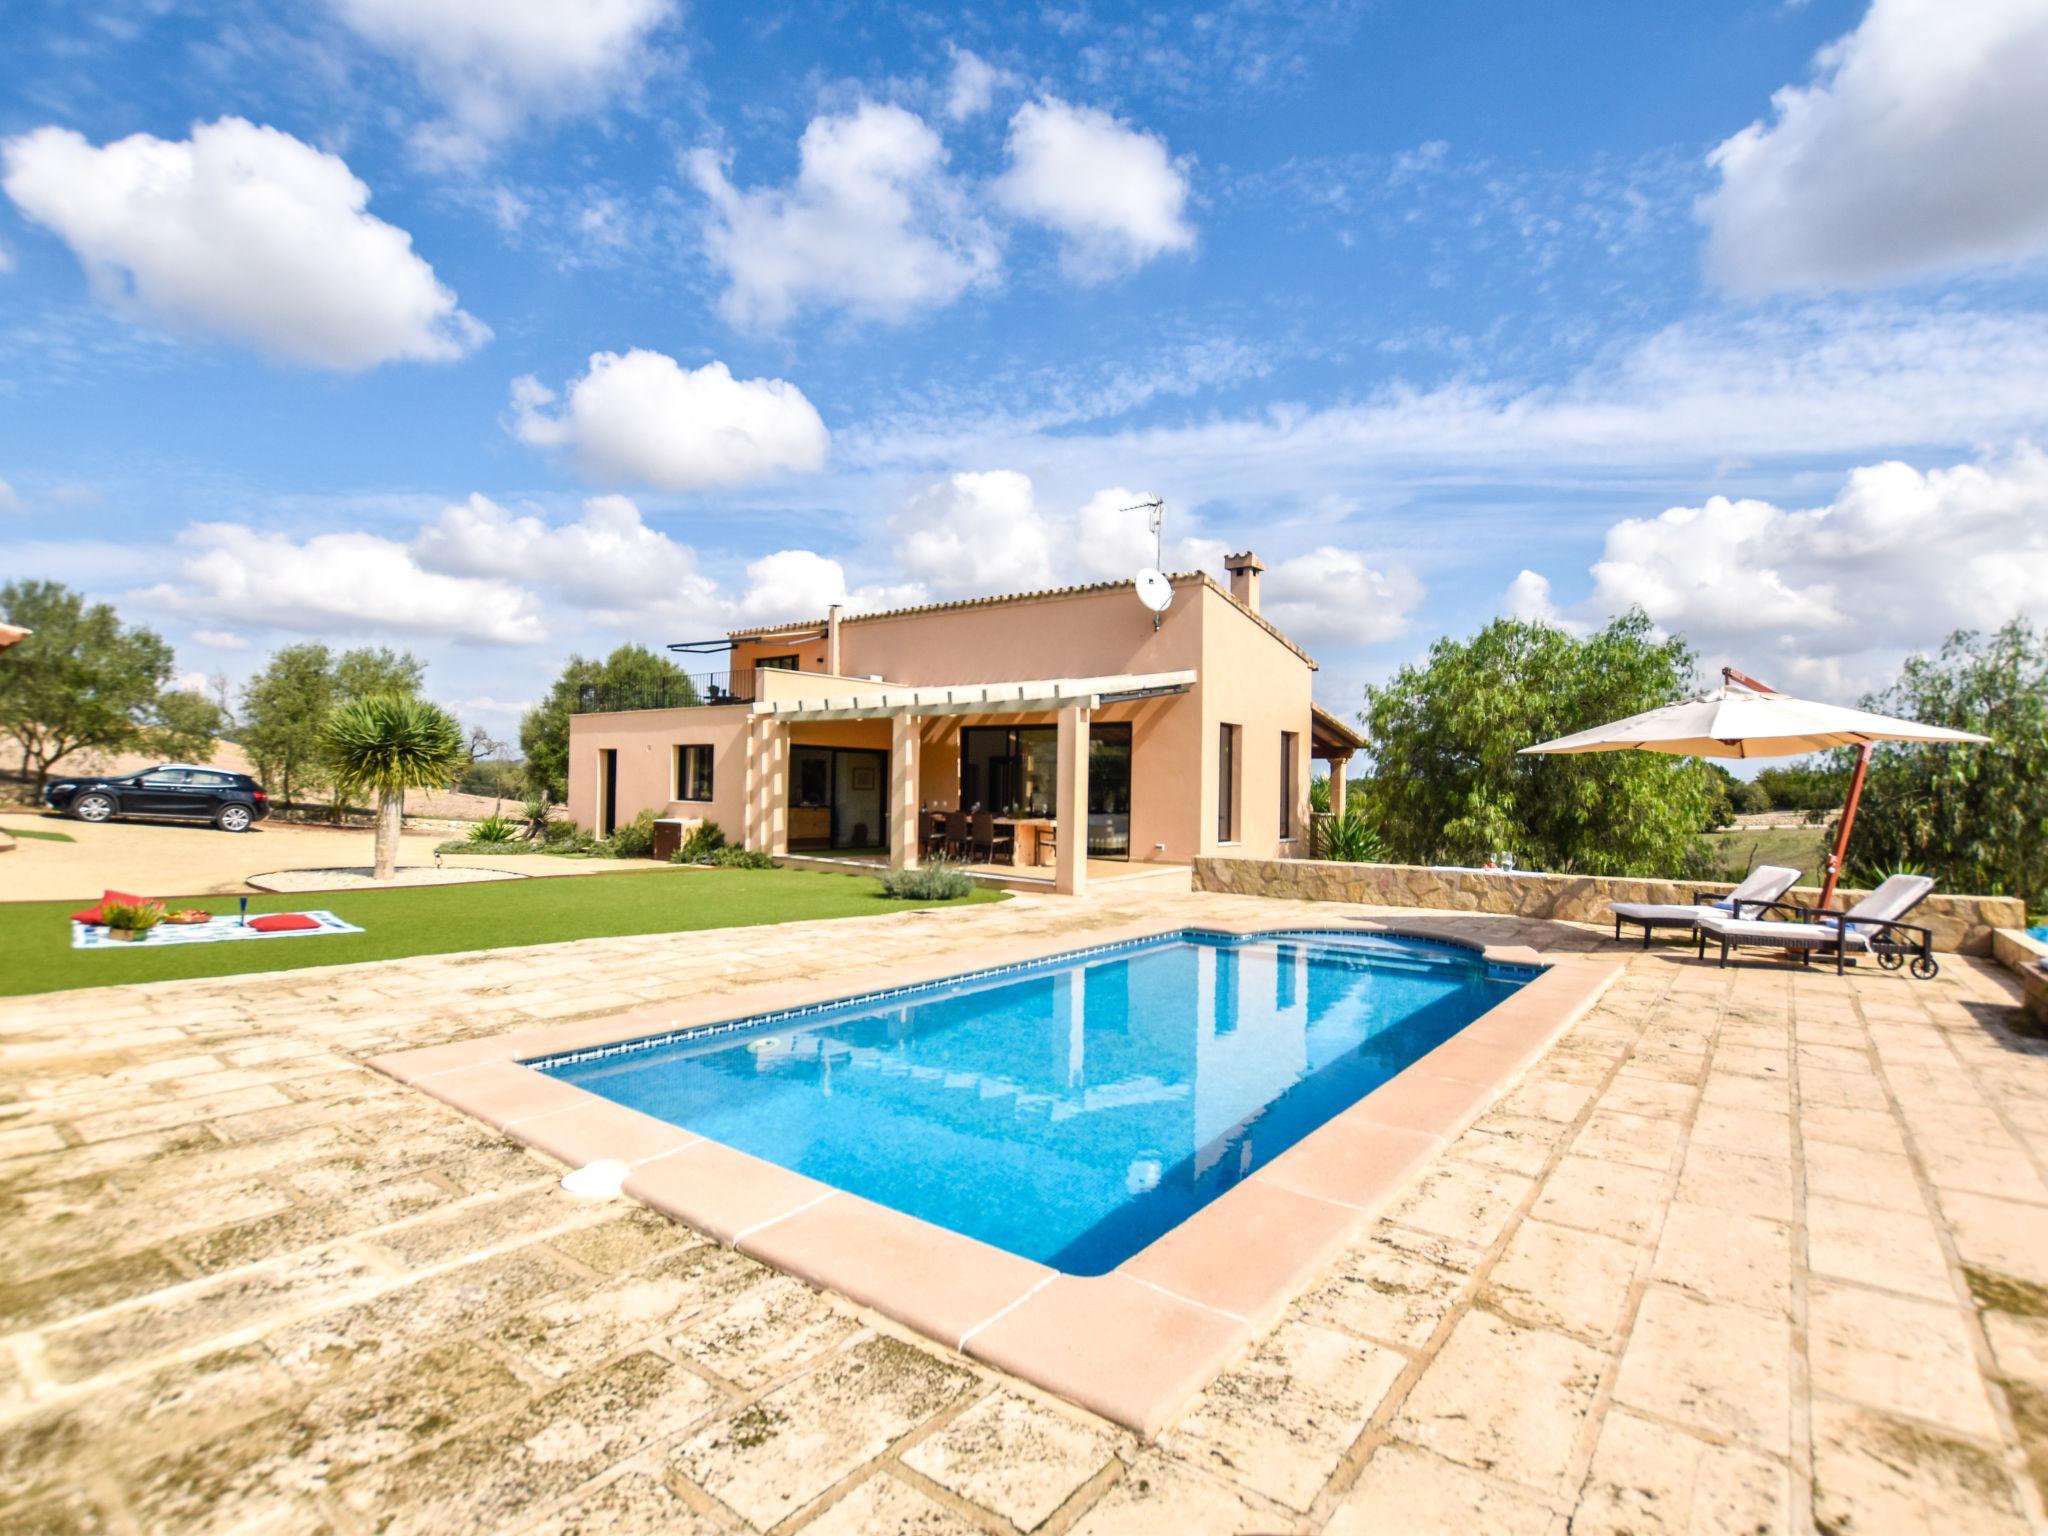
[70,889,150,925]
[247,914,320,933]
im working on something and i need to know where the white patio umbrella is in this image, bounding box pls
[0,622,29,650]
[1520,667,1990,907]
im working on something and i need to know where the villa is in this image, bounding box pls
[567,551,1366,892]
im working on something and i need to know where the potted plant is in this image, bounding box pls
[99,898,167,942]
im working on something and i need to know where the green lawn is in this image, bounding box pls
[1700,824,1833,883]
[3,867,1005,998]
[6,825,75,842]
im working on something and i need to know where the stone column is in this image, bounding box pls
[1328,757,1347,818]
[889,711,920,871]
[1055,702,1090,897]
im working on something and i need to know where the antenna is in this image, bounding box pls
[1121,497,1169,629]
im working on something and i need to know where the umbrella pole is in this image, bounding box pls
[1819,742,1874,909]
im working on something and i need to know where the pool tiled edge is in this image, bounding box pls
[368,918,1622,1436]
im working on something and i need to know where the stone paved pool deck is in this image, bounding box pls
[4,885,2046,1534]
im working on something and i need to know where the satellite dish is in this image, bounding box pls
[1134,568,1174,614]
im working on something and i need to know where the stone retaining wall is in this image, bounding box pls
[1993,928,2048,1027]
[1192,857,2025,957]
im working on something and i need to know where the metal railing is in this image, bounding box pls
[573,671,756,714]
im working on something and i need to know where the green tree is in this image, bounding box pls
[1360,610,1715,876]
[0,580,181,789]
[323,694,469,880]
[1755,762,1849,814]
[1737,779,1773,816]
[1839,618,2046,910]
[239,644,425,810]
[520,645,696,800]
[239,643,338,809]
[147,689,230,763]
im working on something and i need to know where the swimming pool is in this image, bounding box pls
[537,930,1533,1274]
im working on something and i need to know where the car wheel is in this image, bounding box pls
[215,803,254,833]
[73,793,115,823]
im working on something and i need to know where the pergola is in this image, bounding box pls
[745,670,1197,896]
[1311,703,1365,820]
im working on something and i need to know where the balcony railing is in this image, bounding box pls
[574,670,756,713]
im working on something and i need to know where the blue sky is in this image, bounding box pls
[3,0,2046,739]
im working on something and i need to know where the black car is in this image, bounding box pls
[44,763,271,832]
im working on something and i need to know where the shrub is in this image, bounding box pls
[671,821,728,863]
[1316,810,1388,863]
[437,838,537,855]
[540,816,579,846]
[467,813,519,844]
[608,808,658,859]
[707,847,776,869]
[878,859,975,900]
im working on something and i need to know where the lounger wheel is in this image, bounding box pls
[1910,955,1940,981]
[1876,947,1905,971]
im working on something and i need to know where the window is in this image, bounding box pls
[1280,731,1298,838]
[1217,723,1240,842]
[756,654,800,670]
[187,772,233,787]
[674,744,713,802]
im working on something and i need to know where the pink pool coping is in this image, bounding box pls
[369,916,1622,1436]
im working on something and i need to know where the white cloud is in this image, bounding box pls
[996,97,1194,280]
[943,46,1004,121]
[1701,0,2048,293]
[1501,570,1587,635]
[1261,547,1423,647]
[688,102,998,329]
[733,548,926,623]
[0,118,487,369]
[509,349,829,489]
[892,470,1056,595]
[0,477,19,513]
[413,492,718,612]
[333,0,673,163]
[139,523,545,643]
[189,628,250,650]
[0,242,13,274]
[1522,443,2048,696]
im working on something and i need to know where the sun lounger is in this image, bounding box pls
[1609,865,1802,947]
[1695,873,1939,978]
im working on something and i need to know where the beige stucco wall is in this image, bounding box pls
[1193,585,1314,863]
[565,706,751,840]
[1192,856,2025,957]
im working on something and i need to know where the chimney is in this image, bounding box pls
[1225,551,1265,614]
[826,604,844,674]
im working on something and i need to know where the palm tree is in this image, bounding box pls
[322,694,468,880]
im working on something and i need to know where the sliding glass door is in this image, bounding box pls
[958,722,1132,859]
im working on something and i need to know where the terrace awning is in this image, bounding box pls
[750,670,1197,722]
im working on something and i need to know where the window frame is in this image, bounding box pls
[1217,722,1240,843]
[1279,730,1298,839]
[673,743,714,802]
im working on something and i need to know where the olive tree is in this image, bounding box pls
[1840,618,2047,911]
[1361,610,1715,876]
[0,579,213,789]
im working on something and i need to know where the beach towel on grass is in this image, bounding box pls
[71,911,362,950]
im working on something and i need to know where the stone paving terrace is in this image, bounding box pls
[3,885,2046,1534]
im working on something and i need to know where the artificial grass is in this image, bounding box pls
[5,826,75,843]
[0,866,1005,998]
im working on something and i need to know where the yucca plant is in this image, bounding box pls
[467,813,519,845]
[323,694,469,880]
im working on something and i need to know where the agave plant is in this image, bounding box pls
[323,694,469,880]
[1316,809,1387,863]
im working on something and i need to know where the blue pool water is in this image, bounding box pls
[539,931,1532,1274]
[2031,925,2048,943]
